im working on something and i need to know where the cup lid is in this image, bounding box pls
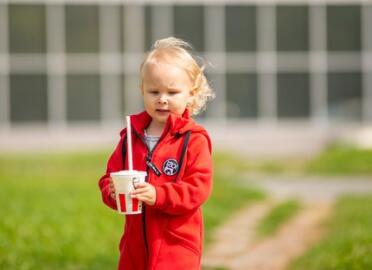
[110,170,147,177]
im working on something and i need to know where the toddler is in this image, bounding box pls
[98,36,215,270]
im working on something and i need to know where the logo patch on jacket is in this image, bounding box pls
[162,159,179,176]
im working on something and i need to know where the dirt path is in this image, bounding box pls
[203,175,372,270]
[203,200,331,270]
[227,202,331,270]
[203,200,275,268]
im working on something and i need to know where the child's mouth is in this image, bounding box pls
[156,109,170,113]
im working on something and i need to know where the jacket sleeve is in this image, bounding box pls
[98,131,126,210]
[152,133,213,215]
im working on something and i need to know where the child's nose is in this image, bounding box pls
[158,94,168,104]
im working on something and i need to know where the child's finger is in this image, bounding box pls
[133,193,155,206]
[131,187,149,196]
[134,182,148,189]
[132,192,150,200]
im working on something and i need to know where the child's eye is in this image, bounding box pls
[149,90,159,95]
[169,91,179,95]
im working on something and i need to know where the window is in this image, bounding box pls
[276,5,309,51]
[277,73,310,118]
[174,5,204,52]
[65,5,100,53]
[327,5,361,51]
[144,5,153,50]
[116,6,124,53]
[9,5,46,53]
[225,5,256,52]
[66,75,100,121]
[226,73,257,118]
[328,72,362,121]
[10,74,47,122]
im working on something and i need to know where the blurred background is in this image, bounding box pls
[1,0,372,156]
[1,0,372,270]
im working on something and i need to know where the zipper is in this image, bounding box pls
[146,156,161,176]
[134,130,162,176]
[142,203,149,256]
[133,129,163,257]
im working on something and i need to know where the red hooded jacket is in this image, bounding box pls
[98,110,213,270]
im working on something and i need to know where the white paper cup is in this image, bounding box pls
[110,170,147,215]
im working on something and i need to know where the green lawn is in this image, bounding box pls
[203,169,264,244]
[215,150,372,269]
[256,199,301,237]
[214,145,372,176]
[0,150,264,269]
[290,195,372,270]
[305,144,372,175]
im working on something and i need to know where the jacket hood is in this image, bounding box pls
[120,109,207,137]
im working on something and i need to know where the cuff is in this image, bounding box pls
[103,185,118,210]
[153,185,166,210]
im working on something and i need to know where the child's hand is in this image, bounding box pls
[108,177,116,200]
[131,182,156,206]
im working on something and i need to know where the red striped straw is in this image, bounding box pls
[126,116,133,171]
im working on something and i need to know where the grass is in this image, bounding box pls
[0,150,264,269]
[204,176,264,239]
[212,151,307,175]
[214,144,372,176]
[304,144,372,175]
[256,199,301,237]
[0,151,121,270]
[290,194,372,270]
[215,149,372,269]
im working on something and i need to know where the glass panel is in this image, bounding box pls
[366,5,372,51]
[328,72,362,121]
[277,73,310,118]
[144,5,153,51]
[226,73,257,118]
[174,5,204,52]
[9,5,46,53]
[327,5,361,51]
[225,5,256,52]
[65,5,100,53]
[10,74,47,123]
[276,5,309,51]
[66,75,100,121]
[119,6,125,53]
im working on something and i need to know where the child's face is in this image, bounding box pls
[141,61,193,127]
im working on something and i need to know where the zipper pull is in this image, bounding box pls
[146,156,161,176]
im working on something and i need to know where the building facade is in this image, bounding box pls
[0,0,371,130]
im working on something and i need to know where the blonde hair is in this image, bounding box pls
[140,37,215,115]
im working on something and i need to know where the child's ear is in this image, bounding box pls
[189,87,196,97]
